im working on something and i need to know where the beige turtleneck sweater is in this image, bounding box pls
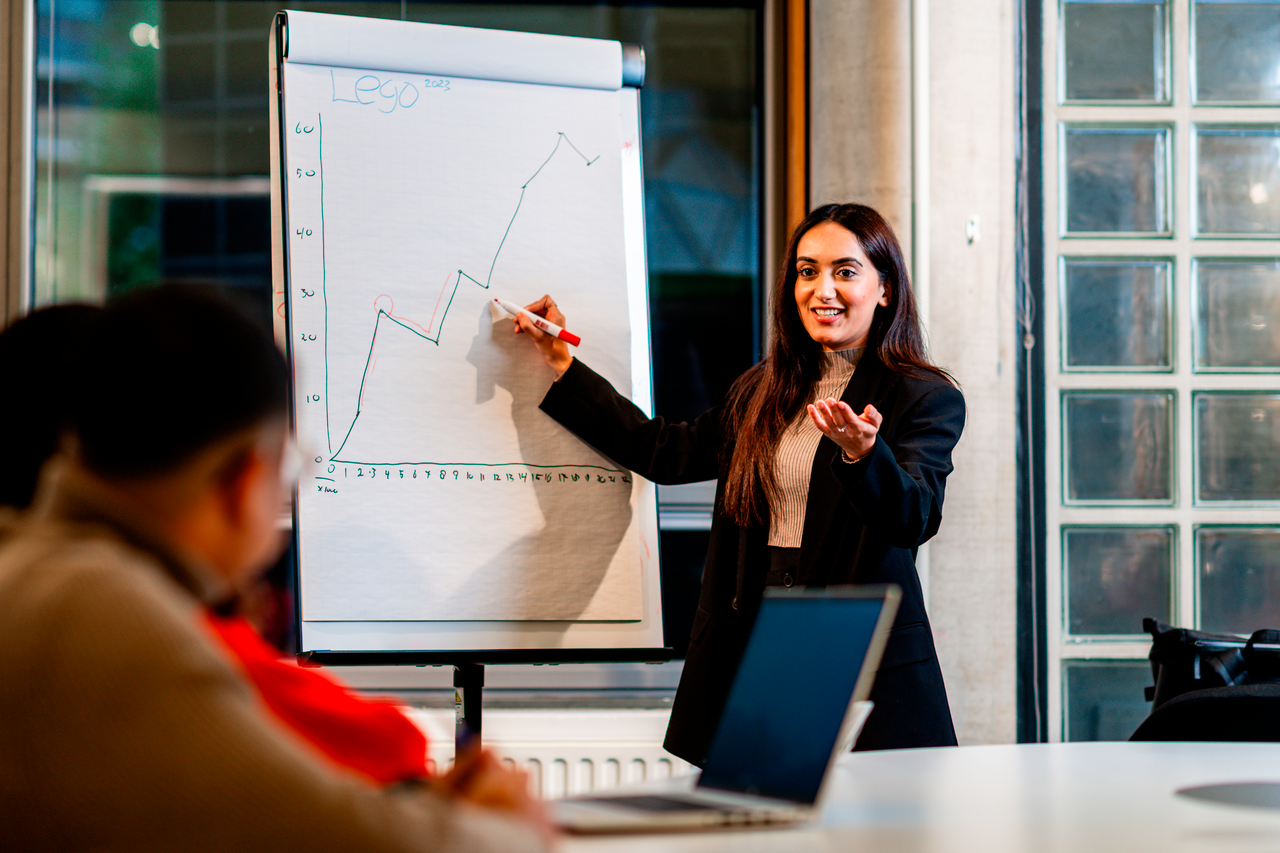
[767,347,864,547]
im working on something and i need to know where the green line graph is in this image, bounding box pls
[326,132,604,466]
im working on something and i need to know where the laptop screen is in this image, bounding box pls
[696,591,886,805]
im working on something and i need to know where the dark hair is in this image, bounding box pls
[0,304,104,508]
[72,284,289,478]
[720,203,952,526]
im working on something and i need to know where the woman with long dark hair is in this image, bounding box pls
[512,203,965,764]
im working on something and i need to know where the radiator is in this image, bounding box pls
[403,708,694,798]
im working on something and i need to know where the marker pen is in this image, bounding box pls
[493,298,581,347]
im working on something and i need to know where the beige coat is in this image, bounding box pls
[0,461,547,853]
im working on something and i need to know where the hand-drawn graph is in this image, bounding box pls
[282,62,644,623]
[328,132,601,464]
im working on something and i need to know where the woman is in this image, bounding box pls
[512,203,965,765]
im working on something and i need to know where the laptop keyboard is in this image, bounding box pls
[576,795,731,812]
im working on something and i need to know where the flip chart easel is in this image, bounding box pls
[269,11,671,749]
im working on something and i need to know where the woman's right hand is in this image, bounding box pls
[511,294,573,379]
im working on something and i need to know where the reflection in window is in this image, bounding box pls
[1198,527,1280,633]
[1062,259,1171,370]
[1062,0,1166,102]
[1196,126,1280,236]
[1064,527,1174,636]
[1195,258,1280,370]
[1194,1,1280,103]
[1196,393,1280,502]
[83,176,275,331]
[1064,391,1174,503]
[1063,126,1169,235]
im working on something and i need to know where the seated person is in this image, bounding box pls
[0,303,102,509]
[0,302,432,787]
[0,286,552,851]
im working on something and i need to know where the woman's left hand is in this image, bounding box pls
[808,398,881,462]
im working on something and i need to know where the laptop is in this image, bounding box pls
[552,584,901,833]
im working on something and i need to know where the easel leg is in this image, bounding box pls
[453,663,484,755]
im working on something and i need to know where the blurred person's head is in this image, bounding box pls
[0,303,103,509]
[69,285,291,586]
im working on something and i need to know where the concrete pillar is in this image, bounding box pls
[807,0,1019,745]
[808,0,913,252]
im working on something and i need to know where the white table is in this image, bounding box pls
[562,742,1280,852]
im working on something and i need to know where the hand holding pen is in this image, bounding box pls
[506,294,575,378]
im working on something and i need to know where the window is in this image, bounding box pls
[1043,0,1280,741]
[32,0,764,678]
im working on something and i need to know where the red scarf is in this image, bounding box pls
[202,613,430,785]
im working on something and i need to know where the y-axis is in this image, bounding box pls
[319,112,331,454]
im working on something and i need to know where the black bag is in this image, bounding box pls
[1144,617,1280,709]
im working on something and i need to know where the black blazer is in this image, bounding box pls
[540,351,965,765]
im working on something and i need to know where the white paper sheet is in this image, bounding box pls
[283,10,623,90]
[282,60,646,623]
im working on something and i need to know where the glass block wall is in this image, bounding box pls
[1044,0,1280,740]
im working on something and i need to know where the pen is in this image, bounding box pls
[493,297,581,347]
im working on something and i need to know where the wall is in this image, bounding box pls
[808,0,913,246]
[809,0,1019,744]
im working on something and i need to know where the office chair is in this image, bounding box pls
[1130,682,1280,742]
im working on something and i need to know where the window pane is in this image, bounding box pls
[1065,527,1174,635]
[1063,127,1169,235]
[1198,527,1280,633]
[1194,1,1280,103]
[1063,1,1166,102]
[1196,393,1280,501]
[1195,259,1280,370]
[1063,661,1152,741]
[1196,127,1280,236]
[1064,392,1174,503]
[1062,259,1171,369]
